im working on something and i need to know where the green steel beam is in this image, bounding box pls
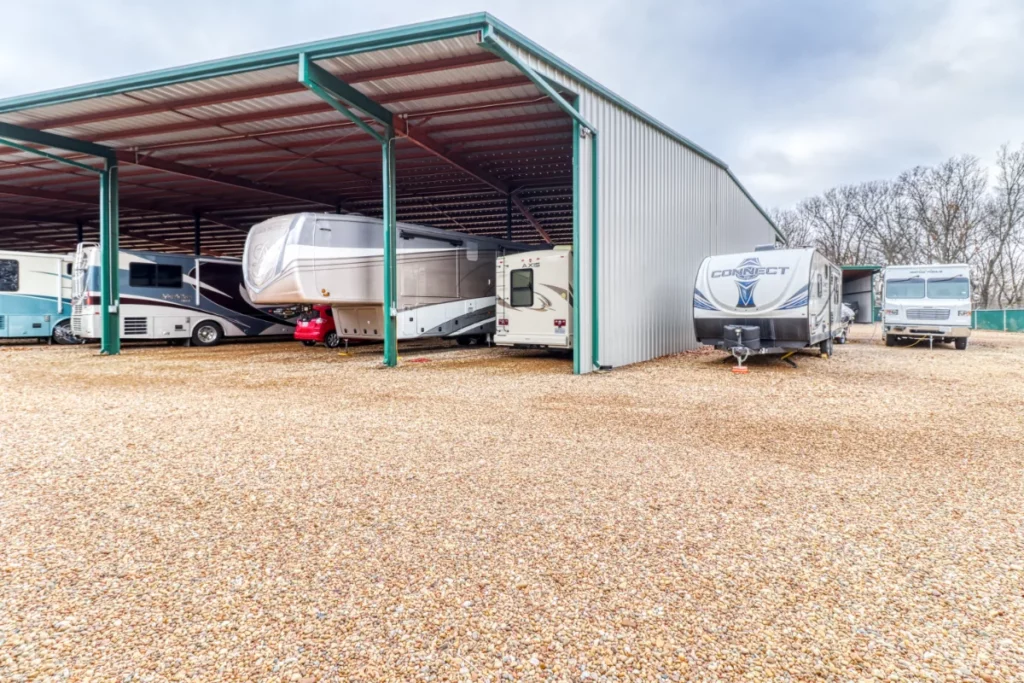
[0,137,101,173]
[298,53,399,367]
[0,121,115,161]
[99,161,121,355]
[477,28,596,133]
[382,134,398,367]
[485,31,602,371]
[298,54,394,130]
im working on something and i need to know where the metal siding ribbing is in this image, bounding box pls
[505,43,775,371]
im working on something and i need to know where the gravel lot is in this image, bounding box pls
[2,326,1023,682]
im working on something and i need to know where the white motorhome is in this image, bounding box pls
[243,213,528,343]
[0,249,80,344]
[494,247,569,349]
[72,245,298,346]
[693,246,845,360]
[882,264,971,349]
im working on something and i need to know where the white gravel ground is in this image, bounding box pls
[1,326,1023,682]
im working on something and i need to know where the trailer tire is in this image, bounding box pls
[885,334,896,347]
[301,340,317,347]
[51,319,83,345]
[324,331,341,349]
[955,337,968,351]
[192,321,223,347]
[455,336,473,346]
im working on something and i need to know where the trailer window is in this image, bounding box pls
[129,263,183,288]
[886,277,925,299]
[927,277,970,299]
[66,263,73,276]
[510,268,534,307]
[0,259,18,292]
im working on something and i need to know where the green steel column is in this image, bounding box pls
[591,133,600,371]
[99,161,121,355]
[571,121,581,375]
[381,132,398,367]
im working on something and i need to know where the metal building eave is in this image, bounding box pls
[0,13,493,115]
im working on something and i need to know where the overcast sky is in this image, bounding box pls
[1,0,1021,208]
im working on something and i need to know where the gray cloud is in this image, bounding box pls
[0,0,1020,209]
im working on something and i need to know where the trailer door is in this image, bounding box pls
[312,217,338,300]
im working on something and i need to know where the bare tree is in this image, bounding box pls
[899,155,988,264]
[768,207,813,247]
[976,143,1024,306]
[848,180,920,265]
[798,186,869,265]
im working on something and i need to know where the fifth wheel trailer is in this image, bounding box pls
[243,213,529,343]
[693,246,845,358]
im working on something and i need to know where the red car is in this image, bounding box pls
[294,305,341,348]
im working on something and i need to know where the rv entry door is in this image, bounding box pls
[313,218,334,300]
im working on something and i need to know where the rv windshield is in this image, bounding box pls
[886,277,925,299]
[927,277,970,299]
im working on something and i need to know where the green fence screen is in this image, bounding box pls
[971,309,1024,332]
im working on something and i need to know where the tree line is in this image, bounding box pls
[770,142,1024,308]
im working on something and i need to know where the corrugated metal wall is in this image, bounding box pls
[508,44,776,373]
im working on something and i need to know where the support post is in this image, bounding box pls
[193,210,202,256]
[99,160,120,355]
[76,219,84,245]
[506,194,513,241]
[382,131,398,367]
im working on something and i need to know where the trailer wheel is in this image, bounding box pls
[51,319,83,345]
[192,321,223,347]
[455,336,472,346]
[955,337,968,351]
[324,331,341,349]
[819,337,833,357]
[885,334,896,347]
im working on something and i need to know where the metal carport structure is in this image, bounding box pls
[0,12,781,373]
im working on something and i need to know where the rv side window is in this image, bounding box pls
[66,263,73,276]
[129,263,183,288]
[0,259,18,292]
[510,268,534,307]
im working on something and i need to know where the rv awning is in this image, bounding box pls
[0,14,576,257]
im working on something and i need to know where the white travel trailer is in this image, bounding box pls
[0,249,80,344]
[882,264,971,349]
[494,247,570,349]
[693,246,845,361]
[243,213,528,343]
[72,245,298,346]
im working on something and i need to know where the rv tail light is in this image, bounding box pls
[554,319,566,327]
[498,318,509,326]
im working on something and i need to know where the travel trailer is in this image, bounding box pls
[882,264,971,349]
[494,247,569,349]
[72,245,298,346]
[243,213,529,343]
[693,246,845,360]
[0,249,81,344]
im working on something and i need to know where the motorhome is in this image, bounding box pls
[882,264,971,349]
[693,246,845,360]
[494,247,569,349]
[243,213,529,343]
[0,249,80,344]
[72,245,298,345]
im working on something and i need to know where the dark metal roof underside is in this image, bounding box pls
[0,29,574,256]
